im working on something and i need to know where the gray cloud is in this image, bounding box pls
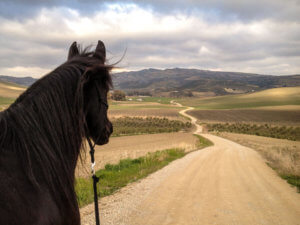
[2,0,300,22]
[0,0,299,77]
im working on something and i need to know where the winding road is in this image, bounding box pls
[81,103,300,225]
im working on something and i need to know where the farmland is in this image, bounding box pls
[108,100,185,120]
[0,81,26,110]
[187,107,300,126]
[178,87,300,109]
[111,117,192,136]
[0,80,26,98]
[207,123,300,141]
[76,132,198,178]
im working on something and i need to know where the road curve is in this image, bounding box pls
[81,102,300,225]
[125,103,300,225]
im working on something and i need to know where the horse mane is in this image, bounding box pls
[0,46,112,212]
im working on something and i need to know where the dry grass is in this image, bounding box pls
[217,132,300,176]
[0,81,26,98]
[178,87,300,109]
[109,108,184,121]
[76,132,198,178]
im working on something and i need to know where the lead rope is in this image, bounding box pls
[87,137,101,225]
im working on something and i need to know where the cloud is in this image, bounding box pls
[0,2,300,77]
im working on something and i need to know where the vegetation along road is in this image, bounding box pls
[81,102,300,225]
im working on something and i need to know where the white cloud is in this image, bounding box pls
[0,3,300,77]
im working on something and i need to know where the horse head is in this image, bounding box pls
[68,41,113,145]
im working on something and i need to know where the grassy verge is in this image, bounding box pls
[207,123,300,141]
[280,174,300,192]
[217,133,300,193]
[194,134,214,149]
[111,117,192,137]
[177,87,300,109]
[76,135,212,207]
[76,148,185,207]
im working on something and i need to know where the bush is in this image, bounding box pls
[111,117,192,136]
[111,90,126,101]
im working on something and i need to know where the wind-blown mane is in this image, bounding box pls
[0,44,112,224]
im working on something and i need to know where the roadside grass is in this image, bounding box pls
[76,134,213,207]
[194,134,214,149]
[111,117,192,136]
[206,123,300,141]
[75,148,185,207]
[177,87,300,109]
[280,174,300,192]
[217,132,300,193]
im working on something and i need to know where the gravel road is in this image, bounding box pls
[80,105,300,225]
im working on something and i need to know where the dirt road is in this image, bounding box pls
[81,104,300,225]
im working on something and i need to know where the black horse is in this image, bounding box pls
[0,40,113,225]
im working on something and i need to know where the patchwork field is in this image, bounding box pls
[187,107,300,126]
[0,81,26,110]
[0,81,26,98]
[111,117,192,136]
[76,132,198,178]
[178,87,300,109]
[108,100,185,120]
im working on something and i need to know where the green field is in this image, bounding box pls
[76,148,186,207]
[178,87,300,109]
[0,96,15,105]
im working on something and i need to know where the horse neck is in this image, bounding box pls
[5,70,85,185]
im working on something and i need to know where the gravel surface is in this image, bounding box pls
[80,147,205,225]
[80,104,300,225]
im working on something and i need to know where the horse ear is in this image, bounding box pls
[93,40,106,63]
[68,41,79,60]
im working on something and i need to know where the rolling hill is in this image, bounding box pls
[0,80,26,98]
[113,68,300,96]
[177,87,300,109]
[1,68,300,97]
[0,75,36,87]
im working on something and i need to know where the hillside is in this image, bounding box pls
[113,68,300,96]
[177,87,300,109]
[1,69,300,97]
[0,80,26,98]
[0,75,36,87]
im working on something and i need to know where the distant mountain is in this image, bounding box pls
[1,68,300,96]
[0,75,37,86]
[113,68,300,96]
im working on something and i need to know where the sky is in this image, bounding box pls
[0,0,300,77]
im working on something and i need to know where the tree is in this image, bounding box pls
[112,90,126,101]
